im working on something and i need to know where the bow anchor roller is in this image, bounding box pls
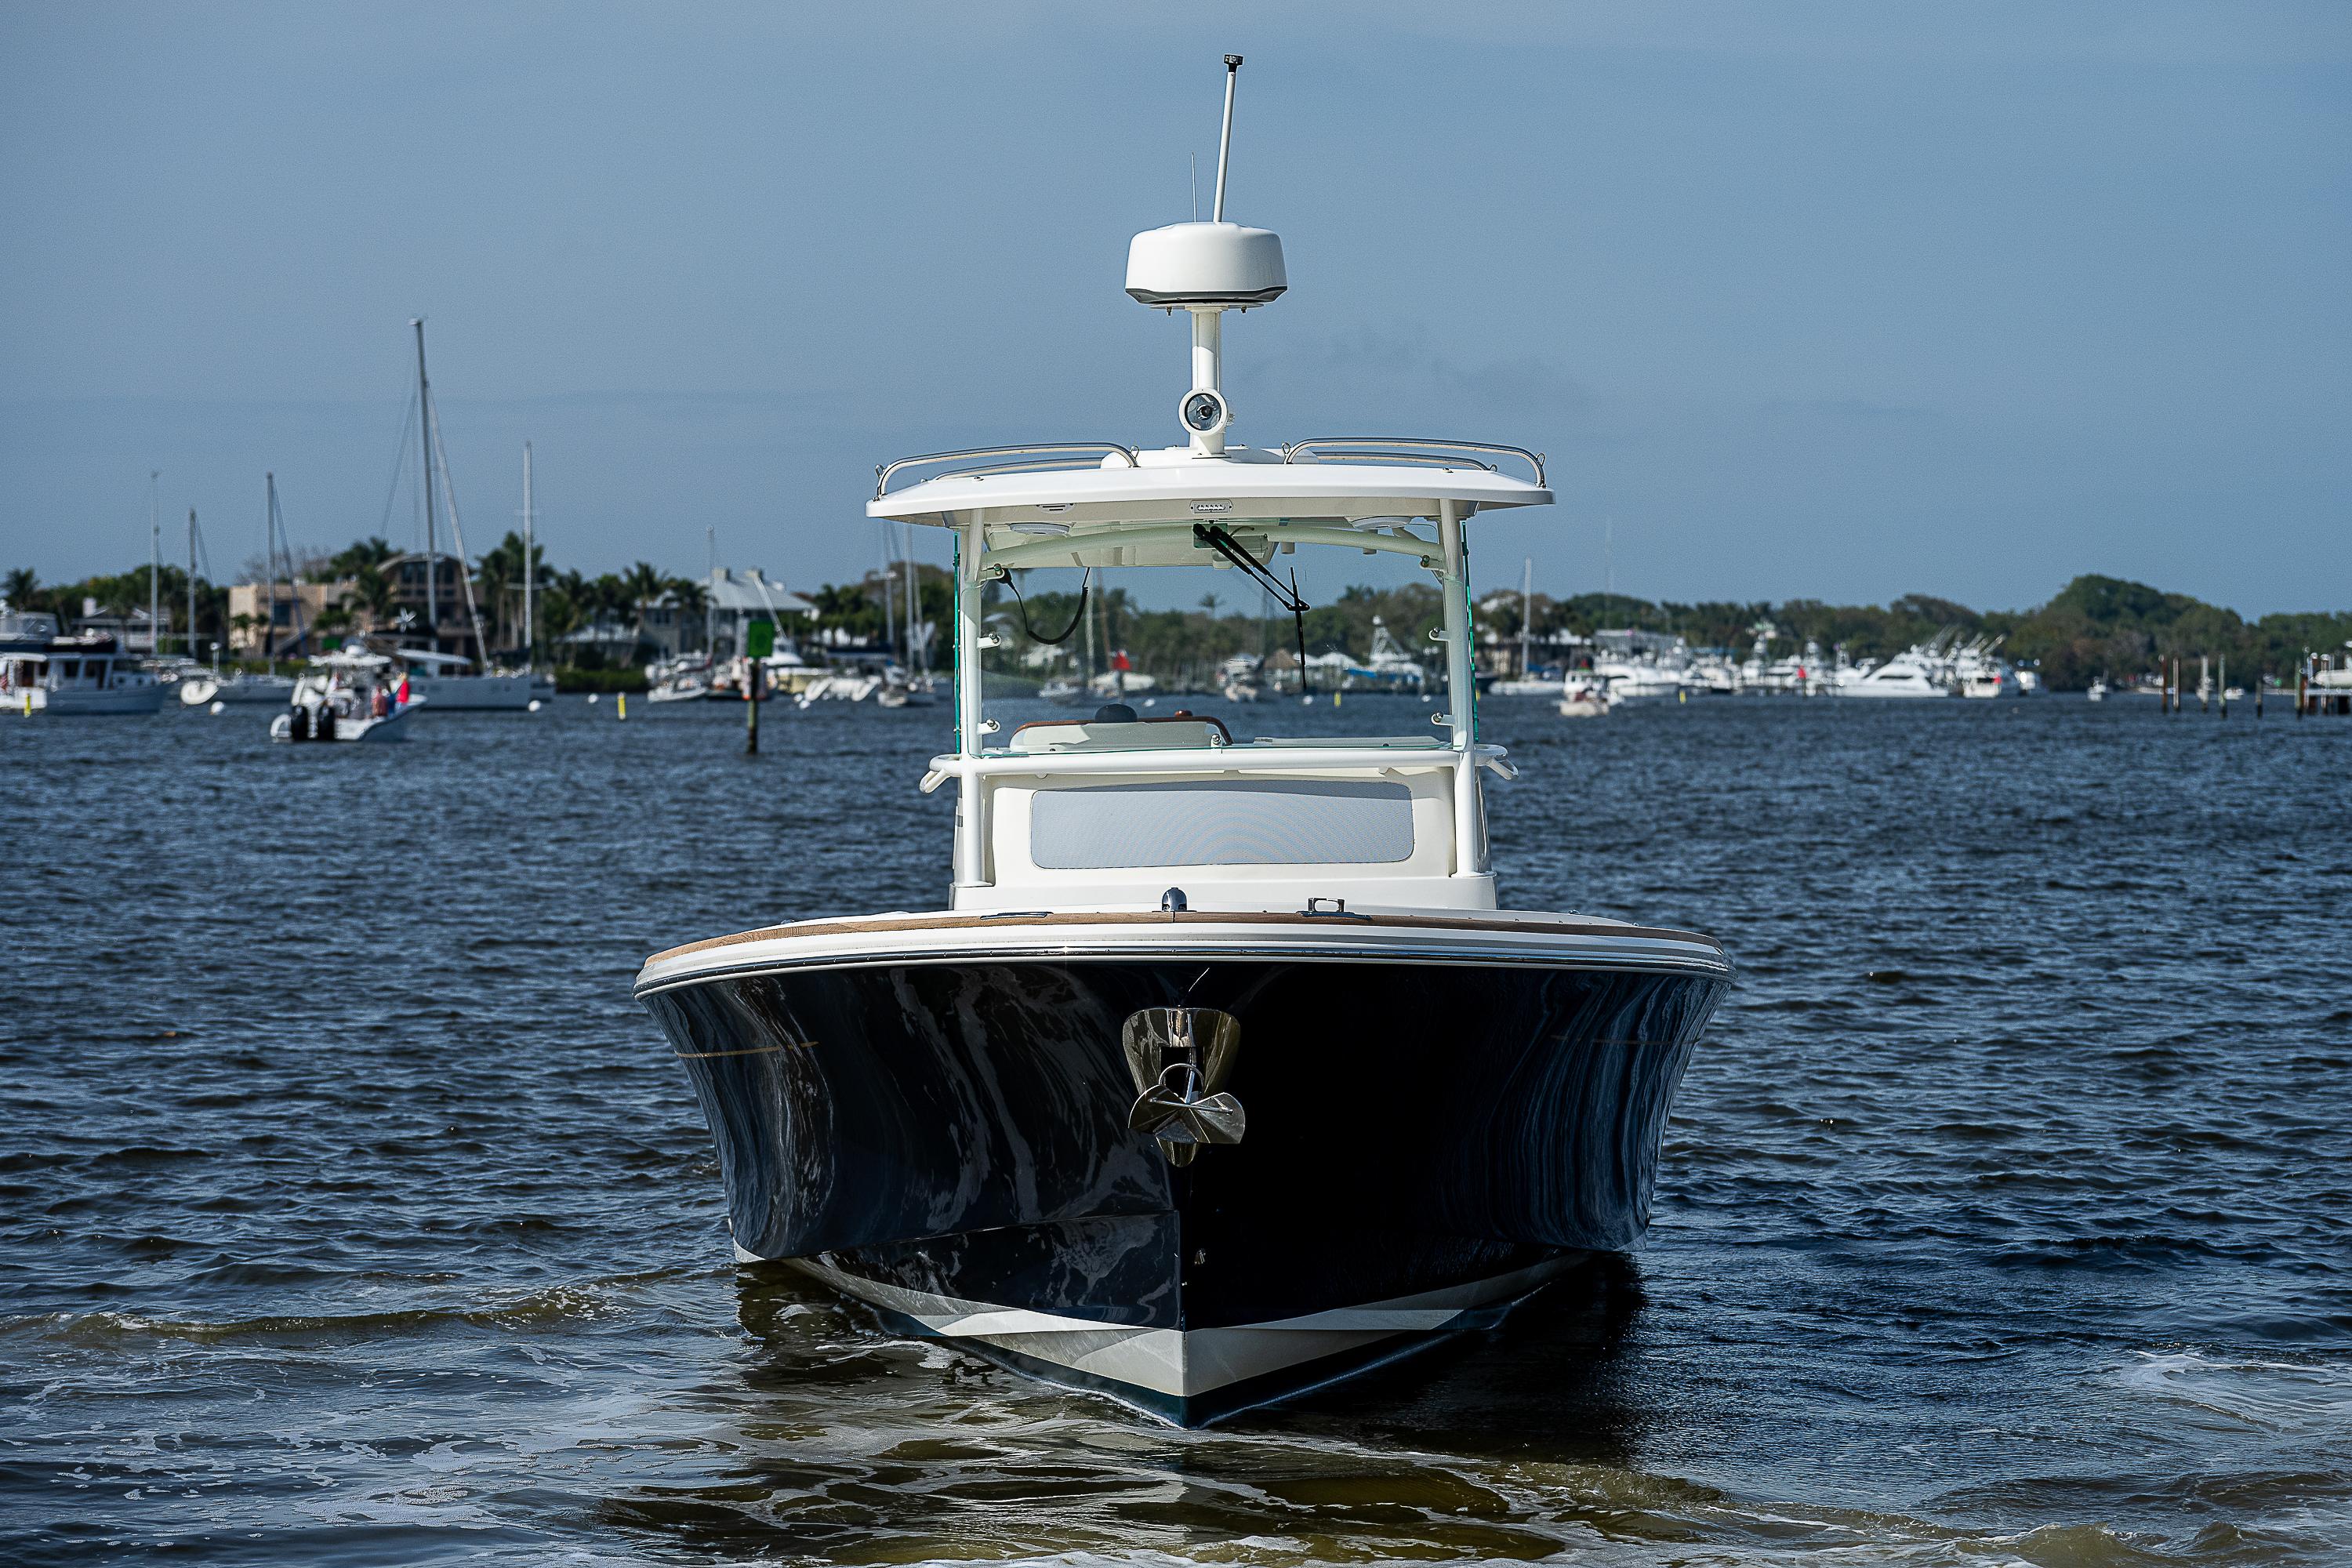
[1123,1007,1245,1166]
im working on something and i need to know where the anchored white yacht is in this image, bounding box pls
[1,611,165,716]
[645,652,715,703]
[1951,636,2021,699]
[636,59,1730,1425]
[1838,645,1953,699]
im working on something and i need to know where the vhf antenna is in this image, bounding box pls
[1212,54,1242,222]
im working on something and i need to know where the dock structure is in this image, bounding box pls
[2296,646,2352,717]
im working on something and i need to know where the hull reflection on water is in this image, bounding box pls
[643,949,1725,1423]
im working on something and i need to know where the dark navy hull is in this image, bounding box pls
[641,955,1723,1422]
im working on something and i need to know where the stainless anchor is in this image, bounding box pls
[1122,1007,1244,1167]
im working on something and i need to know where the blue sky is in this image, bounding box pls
[2,2,2346,615]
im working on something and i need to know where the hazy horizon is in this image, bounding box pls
[4,2,2347,618]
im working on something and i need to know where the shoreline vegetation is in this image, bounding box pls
[8,547,2346,695]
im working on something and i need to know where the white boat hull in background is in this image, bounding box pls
[180,676,297,706]
[397,673,534,710]
[1557,688,1610,717]
[11,686,165,716]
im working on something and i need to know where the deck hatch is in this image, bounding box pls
[1030,779,1414,869]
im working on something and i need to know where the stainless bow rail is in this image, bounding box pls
[875,443,1141,500]
[1279,438,1546,488]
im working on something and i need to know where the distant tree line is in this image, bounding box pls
[967,571,2351,692]
[5,538,710,670]
[11,550,2344,691]
[1495,575,2352,690]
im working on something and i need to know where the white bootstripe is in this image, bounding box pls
[780,1254,1570,1399]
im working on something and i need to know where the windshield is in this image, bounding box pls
[971,554,1465,749]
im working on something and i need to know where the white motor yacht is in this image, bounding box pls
[646,652,715,703]
[1839,645,1954,699]
[1952,636,2020,699]
[1682,653,1740,695]
[1958,669,2018,699]
[1215,655,1264,704]
[635,60,1730,1428]
[1596,662,1681,702]
[0,611,165,716]
[1588,630,1688,702]
[1556,679,1613,718]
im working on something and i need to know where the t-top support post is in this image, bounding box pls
[954,517,988,888]
[1439,498,1481,877]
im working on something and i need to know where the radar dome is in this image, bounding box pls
[1125,222,1287,309]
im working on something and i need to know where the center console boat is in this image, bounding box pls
[637,59,1730,1425]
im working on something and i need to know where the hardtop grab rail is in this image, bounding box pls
[875,443,1142,500]
[1279,437,1546,489]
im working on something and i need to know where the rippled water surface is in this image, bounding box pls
[4,694,2348,1566]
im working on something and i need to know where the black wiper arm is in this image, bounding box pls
[1193,524,1305,612]
[1194,524,1314,695]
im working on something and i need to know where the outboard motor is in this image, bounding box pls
[288,702,310,742]
[315,702,336,742]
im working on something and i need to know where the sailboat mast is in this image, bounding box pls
[1520,556,1532,681]
[263,475,278,660]
[149,470,160,658]
[270,472,306,655]
[1099,570,1116,694]
[521,441,535,667]
[414,319,437,647]
[880,524,895,659]
[187,508,198,662]
[905,524,920,677]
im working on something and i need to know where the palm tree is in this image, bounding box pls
[4,567,36,609]
[666,576,709,649]
[474,552,514,655]
[327,537,396,579]
[537,584,583,666]
[350,564,397,631]
[622,561,666,655]
[475,532,542,655]
[581,573,629,659]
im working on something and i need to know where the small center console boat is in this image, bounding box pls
[268,648,421,743]
[636,59,1730,1425]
